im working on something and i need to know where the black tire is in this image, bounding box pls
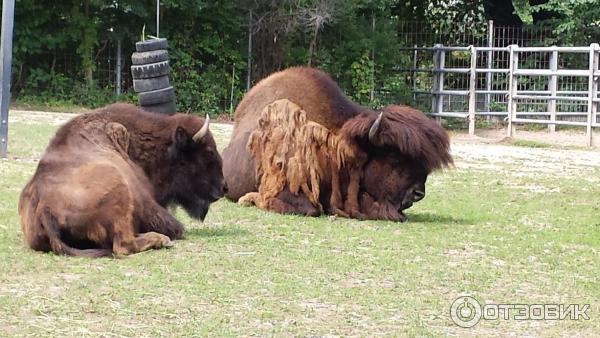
[133,75,170,93]
[135,38,168,52]
[131,61,169,79]
[131,50,168,65]
[138,86,176,106]
[141,100,177,115]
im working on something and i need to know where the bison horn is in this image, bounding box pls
[193,114,210,142]
[368,111,383,143]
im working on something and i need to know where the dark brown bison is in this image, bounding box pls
[222,67,452,221]
[18,103,227,257]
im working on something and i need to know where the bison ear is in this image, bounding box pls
[173,126,191,149]
[342,113,383,145]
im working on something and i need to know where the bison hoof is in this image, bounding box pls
[238,192,259,207]
[330,207,350,218]
[157,234,173,248]
[398,211,408,223]
[349,210,368,220]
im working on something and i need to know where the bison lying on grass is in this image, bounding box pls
[19,103,227,257]
[222,67,452,221]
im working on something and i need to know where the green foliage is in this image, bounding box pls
[424,0,487,39]
[9,0,497,112]
[512,0,533,25]
[349,52,374,105]
[512,0,600,45]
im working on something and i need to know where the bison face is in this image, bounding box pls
[361,152,427,221]
[166,118,227,221]
[344,106,451,222]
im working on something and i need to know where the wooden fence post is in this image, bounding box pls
[468,46,477,135]
[548,48,558,133]
[587,43,599,147]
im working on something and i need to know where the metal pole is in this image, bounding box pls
[468,46,477,135]
[156,0,160,38]
[230,65,235,114]
[507,45,518,137]
[116,39,122,97]
[370,14,375,102]
[437,47,445,120]
[586,43,599,147]
[431,44,441,116]
[246,9,252,91]
[0,0,15,158]
[412,45,417,105]
[485,20,493,113]
[548,48,558,132]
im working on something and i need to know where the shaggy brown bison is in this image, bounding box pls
[222,67,452,221]
[18,103,227,257]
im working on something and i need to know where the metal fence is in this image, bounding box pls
[398,20,552,48]
[401,44,600,146]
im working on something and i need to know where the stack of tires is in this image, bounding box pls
[131,38,176,115]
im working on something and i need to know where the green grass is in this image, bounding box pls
[507,139,553,149]
[0,116,599,336]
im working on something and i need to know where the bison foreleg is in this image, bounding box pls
[137,202,184,240]
[113,231,172,255]
[343,167,367,219]
[328,163,350,217]
[239,190,320,217]
[267,190,320,217]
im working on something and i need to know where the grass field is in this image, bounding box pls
[1,111,599,337]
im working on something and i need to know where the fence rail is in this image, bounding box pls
[406,43,600,146]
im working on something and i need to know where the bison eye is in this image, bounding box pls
[390,157,403,166]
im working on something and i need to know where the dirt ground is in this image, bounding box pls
[7,109,600,167]
[453,127,600,148]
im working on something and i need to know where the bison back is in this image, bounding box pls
[223,67,361,201]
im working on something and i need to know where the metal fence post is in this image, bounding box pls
[586,43,599,147]
[0,0,15,158]
[485,20,493,113]
[412,45,417,105]
[506,44,518,137]
[116,39,122,97]
[468,46,477,135]
[548,48,558,132]
[437,47,445,119]
[432,44,441,118]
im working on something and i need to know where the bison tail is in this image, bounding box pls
[39,208,113,258]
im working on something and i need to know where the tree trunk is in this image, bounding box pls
[83,0,93,87]
[307,24,319,67]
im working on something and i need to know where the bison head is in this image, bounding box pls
[343,105,452,221]
[164,116,227,220]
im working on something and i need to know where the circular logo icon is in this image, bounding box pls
[450,296,482,328]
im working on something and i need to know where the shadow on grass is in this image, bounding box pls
[185,227,251,238]
[406,212,474,225]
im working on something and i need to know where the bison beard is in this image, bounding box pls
[222,66,452,221]
[18,103,226,257]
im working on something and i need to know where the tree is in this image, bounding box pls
[512,0,600,44]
